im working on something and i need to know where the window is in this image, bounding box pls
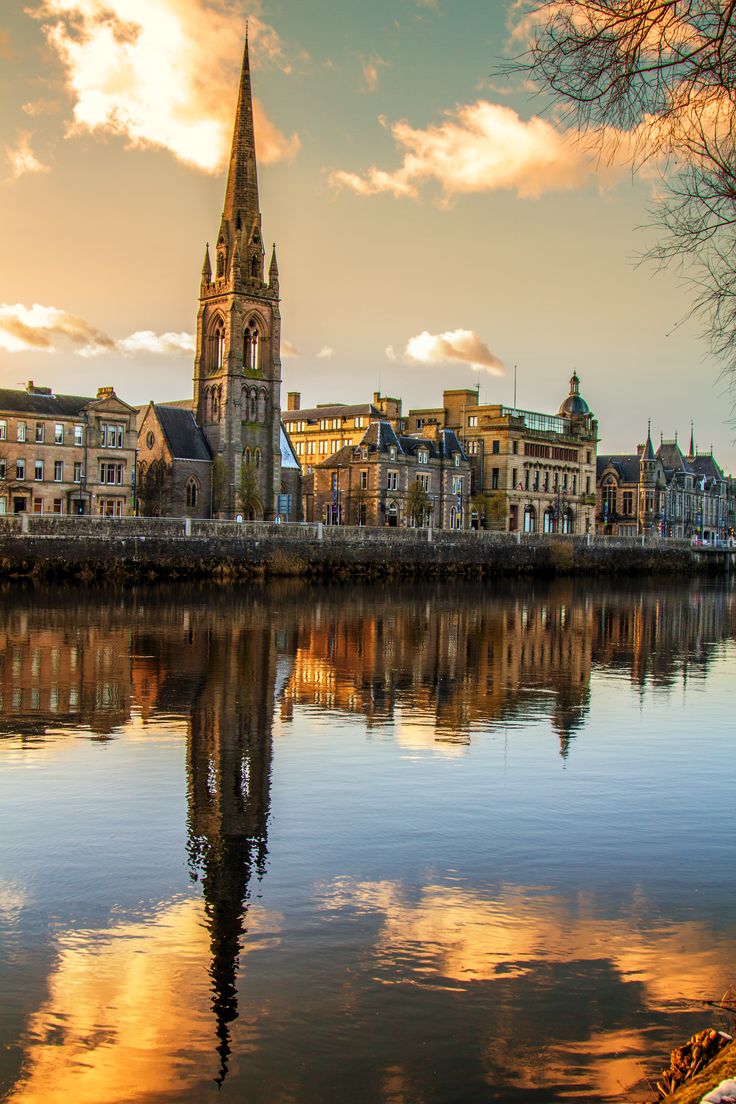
[418,450,428,464]
[100,463,123,484]
[54,461,63,482]
[33,499,43,514]
[99,499,123,517]
[586,451,592,463]
[355,417,365,428]
[73,462,83,483]
[16,459,25,480]
[603,482,617,517]
[0,460,5,480]
[586,476,591,495]
[54,424,64,444]
[320,419,330,430]
[0,421,6,440]
[389,446,397,460]
[511,467,518,489]
[307,441,316,456]
[491,467,499,490]
[186,477,199,508]
[17,423,26,443]
[359,470,368,490]
[454,454,461,467]
[512,440,519,455]
[452,476,463,495]
[492,440,500,454]
[74,424,84,446]
[243,320,259,371]
[53,499,63,514]
[622,490,633,515]
[417,473,431,492]
[35,423,45,443]
[34,461,44,482]
[331,440,339,453]
[387,470,399,491]
[0,498,6,515]
[254,448,261,468]
[101,423,124,448]
[468,415,478,427]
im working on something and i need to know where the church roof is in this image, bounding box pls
[155,405,212,462]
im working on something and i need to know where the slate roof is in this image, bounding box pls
[690,453,724,482]
[597,454,641,483]
[155,405,212,462]
[280,425,300,470]
[0,388,93,417]
[317,422,468,466]
[657,442,692,477]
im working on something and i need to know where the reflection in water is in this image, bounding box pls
[1,579,735,1103]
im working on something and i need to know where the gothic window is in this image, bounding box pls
[602,481,617,518]
[244,447,252,466]
[254,448,261,468]
[251,254,259,277]
[186,477,199,509]
[243,320,260,372]
[207,317,225,373]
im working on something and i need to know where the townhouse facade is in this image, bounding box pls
[282,392,404,474]
[597,427,735,538]
[0,382,137,517]
[307,420,471,528]
[406,374,599,534]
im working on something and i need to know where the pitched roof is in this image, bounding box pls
[690,453,723,481]
[657,441,692,476]
[282,402,380,423]
[155,405,212,462]
[0,388,93,417]
[597,454,641,483]
[280,424,300,470]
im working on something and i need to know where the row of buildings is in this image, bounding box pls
[1,32,733,538]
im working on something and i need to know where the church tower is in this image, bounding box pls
[193,32,282,518]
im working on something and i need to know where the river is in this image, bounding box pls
[1,579,735,1103]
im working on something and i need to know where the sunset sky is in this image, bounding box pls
[1,0,734,469]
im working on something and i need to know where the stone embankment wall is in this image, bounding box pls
[0,515,724,583]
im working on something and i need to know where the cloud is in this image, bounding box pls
[329,99,627,200]
[32,0,301,172]
[4,133,49,180]
[281,340,301,358]
[404,329,504,375]
[317,345,334,359]
[0,304,194,358]
[385,345,397,361]
[359,55,388,94]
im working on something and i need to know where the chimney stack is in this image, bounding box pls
[287,392,301,411]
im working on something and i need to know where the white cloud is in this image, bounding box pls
[385,345,397,361]
[281,340,301,358]
[4,132,49,180]
[404,329,504,375]
[329,99,628,200]
[0,303,194,358]
[32,0,301,172]
[317,345,334,359]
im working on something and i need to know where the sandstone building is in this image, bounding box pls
[307,420,470,527]
[0,381,137,517]
[406,374,598,534]
[282,392,405,475]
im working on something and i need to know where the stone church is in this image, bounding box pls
[137,33,301,520]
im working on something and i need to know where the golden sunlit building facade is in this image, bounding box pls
[282,391,404,475]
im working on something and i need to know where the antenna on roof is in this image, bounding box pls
[513,364,517,412]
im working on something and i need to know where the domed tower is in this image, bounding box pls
[559,371,590,418]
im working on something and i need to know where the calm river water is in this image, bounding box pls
[1,579,735,1104]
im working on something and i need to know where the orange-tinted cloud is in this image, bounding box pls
[0,303,194,357]
[359,55,388,93]
[329,99,627,200]
[4,133,49,181]
[405,328,504,375]
[32,0,300,172]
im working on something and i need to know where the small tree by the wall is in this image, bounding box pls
[406,481,433,527]
[237,461,262,520]
[471,491,508,530]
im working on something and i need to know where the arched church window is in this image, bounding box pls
[186,477,199,509]
[251,254,259,278]
[244,447,252,466]
[254,448,261,468]
[208,317,225,373]
[243,320,260,372]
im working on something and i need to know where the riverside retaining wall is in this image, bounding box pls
[0,516,723,583]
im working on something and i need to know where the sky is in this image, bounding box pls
[0,0,734,470]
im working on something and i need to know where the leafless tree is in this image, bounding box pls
[511,1,736,381]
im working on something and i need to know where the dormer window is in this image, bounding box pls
[454,454,460,467]
[418,450,428,465]
[389,446,397,460]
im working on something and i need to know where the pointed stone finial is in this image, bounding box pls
[229,235,241,280]
[269,243,279,292]
[201,242,212,283]
[643,419,655,461]
[688,420,695,458]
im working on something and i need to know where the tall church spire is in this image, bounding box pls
[222,31,260,233]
